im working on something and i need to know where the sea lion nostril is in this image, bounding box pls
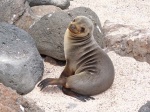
[70,24,76,30]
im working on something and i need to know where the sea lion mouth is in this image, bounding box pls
[68,24,80,34]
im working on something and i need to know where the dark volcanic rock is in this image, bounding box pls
[0,22,44,94]
[27,0,70,9]
[0,0,27,24]
[29,7,103,60]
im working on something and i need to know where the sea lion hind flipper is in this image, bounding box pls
[38,78,66,90]
[62,87,95,102]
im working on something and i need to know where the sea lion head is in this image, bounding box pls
[68,16,94,38]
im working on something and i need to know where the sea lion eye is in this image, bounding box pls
[80,27,85,32]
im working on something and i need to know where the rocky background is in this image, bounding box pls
[0,83,44,112]
[0,0,150,112]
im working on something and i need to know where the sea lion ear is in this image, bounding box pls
[88,16,97,26]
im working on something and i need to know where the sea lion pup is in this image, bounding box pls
[38,16,115,101]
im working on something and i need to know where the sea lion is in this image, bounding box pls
[38,16,115,102]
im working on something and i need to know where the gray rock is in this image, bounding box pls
[27,0,70,9]
[0,22,44,94]
[0,0,27,24]
[29,7,103,60]
[103,20,150,64]
[15,5,61,32]
[138,101,150,112]
[30,5,62,17]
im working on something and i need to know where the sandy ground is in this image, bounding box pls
[24,1,150,112]
[24,52,150,112]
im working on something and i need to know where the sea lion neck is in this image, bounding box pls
[68,33,92,43]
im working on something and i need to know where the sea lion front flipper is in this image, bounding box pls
[59,61,74,78]
[62,87,95,102]
[38,78,66,90]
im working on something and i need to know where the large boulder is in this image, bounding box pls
[29,7,103,60]
[0,22,44,94]
[0,0,27,24]
[27,0,70,9]
[0,83,44,112]
[15,5,61,32]
[103,20,150,64]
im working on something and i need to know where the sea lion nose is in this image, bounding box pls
[69,24,76,30]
